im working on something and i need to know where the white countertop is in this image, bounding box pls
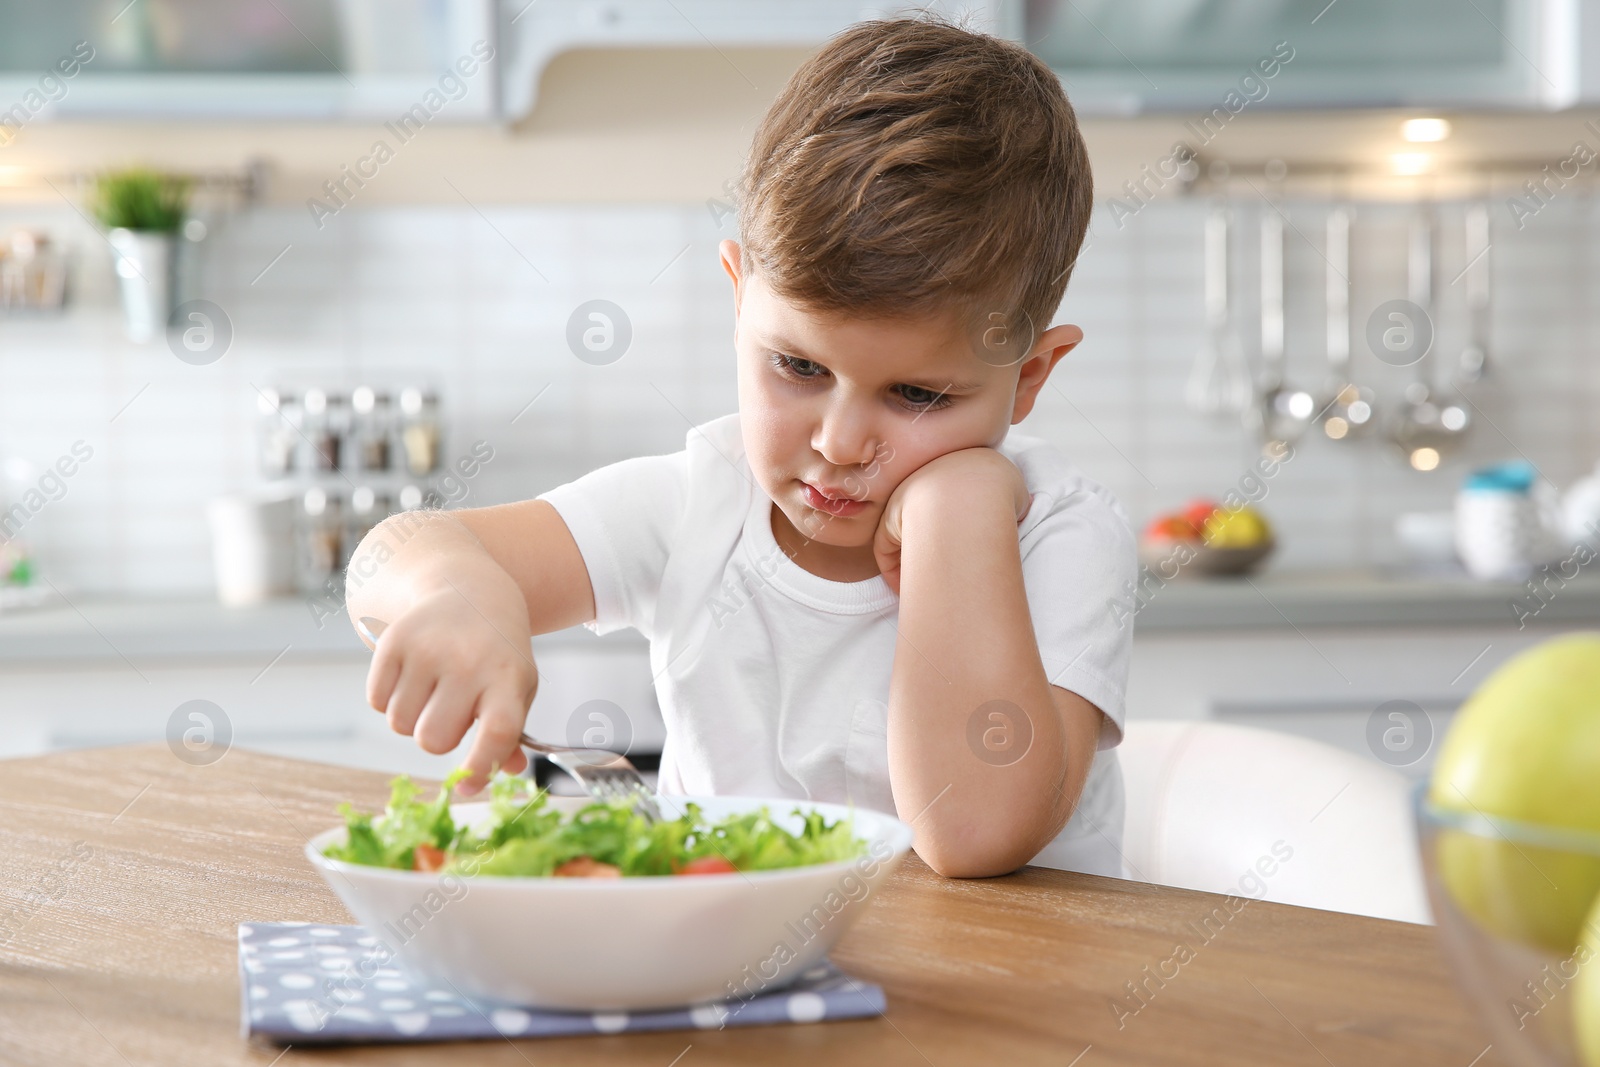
[0,567,1594,665]
[1126,566,1600,631]
[0,593,638,666]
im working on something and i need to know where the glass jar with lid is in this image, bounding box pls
[399,386,441,476]
[304,388,348,473]
[347,485,391,561]
[257,388,300,476]
[351,386,393,473]
[301,486,344,591]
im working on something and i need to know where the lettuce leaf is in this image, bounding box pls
[323,770,866,877]
[322,767,470,869]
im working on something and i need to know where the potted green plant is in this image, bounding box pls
[90,168,191,343]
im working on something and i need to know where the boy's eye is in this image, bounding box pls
[769,352,955,412]
[895,384,952,411]
[772,353,826,379]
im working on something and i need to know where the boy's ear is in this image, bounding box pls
[719,239,743,313]
[1010,324,1083,424]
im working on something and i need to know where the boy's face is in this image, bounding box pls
[720,240,1082,567]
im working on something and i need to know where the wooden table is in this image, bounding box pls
[0,745,1503,1066]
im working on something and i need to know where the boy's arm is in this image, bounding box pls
[876,448,1102,878]
[448,501,598,636]
[345,500,596,639]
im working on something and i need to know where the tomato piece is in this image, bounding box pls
[413,844,447,872]
[553,856,622,879]
[675,856,737,876]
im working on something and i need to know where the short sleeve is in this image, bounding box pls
[1017,482,1138,750]
[535,450,688,639]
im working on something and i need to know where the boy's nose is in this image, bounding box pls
[811,407,880,469]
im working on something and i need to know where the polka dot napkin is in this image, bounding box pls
[238,923,886,1044]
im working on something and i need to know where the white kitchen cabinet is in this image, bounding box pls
[1126,625,1565,780]
[1000,0,1594,113]
[0,655,442,772]
[1121,569,1600,777]
[0,612,663,780]
[0,0,985,122]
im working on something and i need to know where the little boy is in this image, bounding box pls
[347,15,1135,879]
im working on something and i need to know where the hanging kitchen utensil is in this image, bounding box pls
[1458,199,1490,384]
[1389,204,1470,471]
[1185,205,1253,417]
[1253,205,1316,449]
[1317,205,1375,441]
[1429,206,1473,458]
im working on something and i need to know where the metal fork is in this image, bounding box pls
[515,733,663,822]
[354,616,662,823]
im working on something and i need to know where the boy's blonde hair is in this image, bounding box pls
[736,14,1093,352]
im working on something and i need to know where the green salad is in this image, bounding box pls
[322,769,867,878]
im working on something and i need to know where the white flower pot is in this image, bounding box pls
[107,228,174,343]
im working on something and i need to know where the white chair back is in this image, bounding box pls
[1118,720,1429,924]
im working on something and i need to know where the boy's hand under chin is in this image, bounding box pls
[872,447,1031,596]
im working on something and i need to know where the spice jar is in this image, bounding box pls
[304,389,347,473]
[302,486,344,588]
[351,386,393,472]
[347,485,391,563]
[399,387,440,476]
[257,389,300,475]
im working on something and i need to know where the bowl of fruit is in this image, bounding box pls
[1138,499,1275,577]
[1416,634,1600,1067]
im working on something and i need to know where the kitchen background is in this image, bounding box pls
[4,192,1600,591]
[3,1,1600,795]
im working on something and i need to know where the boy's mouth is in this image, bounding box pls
[800,481,868,517]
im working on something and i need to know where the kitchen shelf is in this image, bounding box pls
[1129,567,1600,632]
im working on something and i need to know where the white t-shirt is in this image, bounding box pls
[536,412,1137,877]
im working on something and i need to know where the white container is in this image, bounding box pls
[107,228,173,344]
[306,795,914,1012]
[1562,460,1600,547]
[1454,462,1562,581]
[207,489,297,606]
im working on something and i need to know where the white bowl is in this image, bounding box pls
[305,794,914,1012]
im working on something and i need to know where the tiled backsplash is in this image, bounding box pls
[2,191,1598,596]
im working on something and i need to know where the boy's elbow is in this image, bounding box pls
[919,849,1024,880]
[914,826,1047,879]
[901,761,1085,879]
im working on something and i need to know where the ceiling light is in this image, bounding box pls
[1401,117,1452,143]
